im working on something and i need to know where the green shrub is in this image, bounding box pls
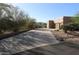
[61,23,79,33]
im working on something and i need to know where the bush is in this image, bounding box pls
[61,23,79,33]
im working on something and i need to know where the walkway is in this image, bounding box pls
[0,30,59,55]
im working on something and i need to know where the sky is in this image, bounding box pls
[13,3,79,23]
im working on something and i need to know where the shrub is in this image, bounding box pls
[61,23,79,33]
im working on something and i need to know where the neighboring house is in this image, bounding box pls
[47,16,73,30]
[47,20,55,29]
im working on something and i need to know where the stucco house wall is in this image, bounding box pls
[47,16,73,30]
[54,16,72,30]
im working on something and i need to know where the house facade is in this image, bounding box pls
[47,20,55,29]
[47,16,73,30]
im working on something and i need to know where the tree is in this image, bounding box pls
[25,17,37,30]
[36,22,47,28]
[72,12,79,24]
[0,3,37,34]
[0,3,12,33]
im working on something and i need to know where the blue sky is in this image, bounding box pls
[14,3,79,22]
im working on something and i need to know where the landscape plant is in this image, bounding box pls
[0,3,37,34]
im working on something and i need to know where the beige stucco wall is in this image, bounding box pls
[54,16,72,30]
[54,17,64,30]
[54,17,64,24]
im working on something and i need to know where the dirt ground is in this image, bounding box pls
[52,30,79,44]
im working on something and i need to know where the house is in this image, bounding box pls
[47,20,55,29]
[47,16,73,30]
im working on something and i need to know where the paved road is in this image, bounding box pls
[0,30,59,55]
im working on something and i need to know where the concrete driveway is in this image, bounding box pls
[0,30,59,55]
